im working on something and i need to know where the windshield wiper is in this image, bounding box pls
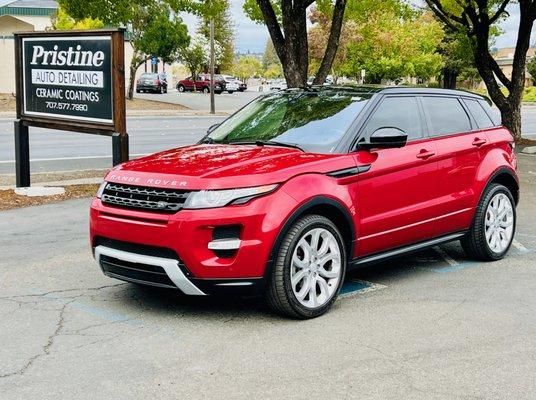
[232,140,305,152]
[200,137,216,144]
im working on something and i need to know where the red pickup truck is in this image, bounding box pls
[176,74,225,94]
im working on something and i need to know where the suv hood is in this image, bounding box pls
[106,144,354,190]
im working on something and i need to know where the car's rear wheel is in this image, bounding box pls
[461,183,516,261]
[266,214,346,319]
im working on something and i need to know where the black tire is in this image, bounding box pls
[265,214,347,319]
[228,91,234,94]
[177,85,185,92]
[136,89,140,93]
[203,87,210,93]
[461,183,516,261]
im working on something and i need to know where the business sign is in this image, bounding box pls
[14,30,125,135]
[13,30,128,188]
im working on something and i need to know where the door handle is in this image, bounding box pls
[416,149,436,159]
[472,137,487,147]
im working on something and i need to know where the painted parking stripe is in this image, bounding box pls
[512,239,529,253]
[433,246,459,267]
[340,279,387,298]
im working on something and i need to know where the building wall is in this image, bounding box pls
[0,37,15,93]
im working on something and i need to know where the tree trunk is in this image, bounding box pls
[501,103,522,140]
[256,0,346,88]
[313,0,346,85]
[127,62,138,100]
[442,68,458,89]
[127,53,147,101]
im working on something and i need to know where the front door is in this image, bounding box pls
[353,96,439,257]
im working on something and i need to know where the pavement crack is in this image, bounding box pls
[0,283,127,301]
[0,297,76,379]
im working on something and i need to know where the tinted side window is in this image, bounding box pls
[464,99,494,129]
[361,97,423,141]
[478,99,500,126]
[421,96,471,136]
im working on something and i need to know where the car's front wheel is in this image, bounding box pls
[266,214,346,319]
[177,85,185,92]
[462,183,516,261]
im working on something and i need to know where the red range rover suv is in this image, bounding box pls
[90,87,518,318]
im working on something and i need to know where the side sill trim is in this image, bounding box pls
[327,164,371,178]
[350,232,466,267]
[94,245,206,296]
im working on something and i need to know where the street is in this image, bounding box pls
[0,104,535,175]
[135,88,262,112]
[0,153,535,399]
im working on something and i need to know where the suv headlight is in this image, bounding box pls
[96,181,107,198]
[183,184,278,209]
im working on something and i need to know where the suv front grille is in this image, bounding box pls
[101,183,191,213]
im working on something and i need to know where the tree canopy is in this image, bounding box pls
[243,0,348,87]
[58,0,190,99]
[425,0,536,140]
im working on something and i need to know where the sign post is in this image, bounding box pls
[13,29,127,187]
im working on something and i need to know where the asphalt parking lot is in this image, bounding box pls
[1,153,535,399]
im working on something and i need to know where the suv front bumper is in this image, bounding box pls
[90,190,298,295]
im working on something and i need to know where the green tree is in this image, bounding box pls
[233,55,263,82]
[340,5,444,83]
[528,57,536,84]
[262,39,279,70]
[196,0,235,73]
[264,63,283,79]
[425,0,536,141]
[50,6,104,30]
[243,0,348,87]
[179,34,223,84]
[58,0,190,99]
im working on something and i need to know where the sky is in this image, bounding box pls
[181,1,535,54]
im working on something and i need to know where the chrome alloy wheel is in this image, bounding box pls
[290,228,342,308]
[485,192,514,253]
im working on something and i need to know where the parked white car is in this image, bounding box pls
[221,75,239,93]
[270,79,287,91]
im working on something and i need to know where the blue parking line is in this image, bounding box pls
[431,260,481,274]
[340,279,372,294]
[37,291,142,328]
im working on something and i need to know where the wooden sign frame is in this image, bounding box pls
[13,29,128,187]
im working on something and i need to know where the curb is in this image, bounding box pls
[0,110,230,119]
[1,176,103,190]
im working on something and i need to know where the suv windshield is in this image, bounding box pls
[206,90,371,153]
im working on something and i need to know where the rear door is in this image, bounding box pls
[354,95,439,256]
[420,95,491,236]
[183,76,194,90]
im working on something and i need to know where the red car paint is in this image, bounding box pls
[90,88,518,297]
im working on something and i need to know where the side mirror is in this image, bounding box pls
[207,123,220,134]
[362,127,408,149]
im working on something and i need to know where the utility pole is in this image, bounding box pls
[209,18,215,115]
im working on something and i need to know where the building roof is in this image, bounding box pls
[1,0,57,8]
